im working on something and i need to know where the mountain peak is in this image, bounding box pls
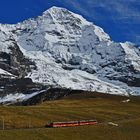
[42,6,90,25]
[43,6,69,16]
[48,6,67,11]
[0,6,140,104]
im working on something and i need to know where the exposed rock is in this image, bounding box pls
[0,6,140,104]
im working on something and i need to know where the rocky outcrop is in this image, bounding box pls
[9,42,36,77]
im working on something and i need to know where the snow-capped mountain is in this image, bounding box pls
[0,6,140,104]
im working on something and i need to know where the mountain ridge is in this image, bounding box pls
[0,6,140,104]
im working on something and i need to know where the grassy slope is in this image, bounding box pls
[0,92,140,140]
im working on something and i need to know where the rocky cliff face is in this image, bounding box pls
[0,6,140,104]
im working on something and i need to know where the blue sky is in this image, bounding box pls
[0,0,140,45]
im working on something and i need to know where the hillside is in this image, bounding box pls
[0,92,140,140]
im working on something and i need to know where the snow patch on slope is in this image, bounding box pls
[0,90,46,105]
[0,68,15,77]
[121,42,140,71]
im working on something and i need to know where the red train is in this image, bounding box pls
[47,120,97,128]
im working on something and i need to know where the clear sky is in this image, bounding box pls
[0,0,140,45]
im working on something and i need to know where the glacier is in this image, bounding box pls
[0,6,140,104]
